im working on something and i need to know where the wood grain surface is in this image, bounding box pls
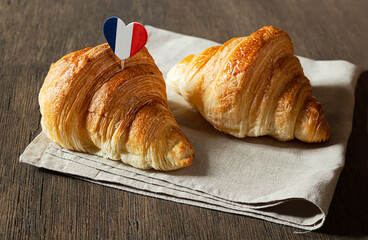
[1,0,367,239]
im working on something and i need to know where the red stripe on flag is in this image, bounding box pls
[130,23,148,57]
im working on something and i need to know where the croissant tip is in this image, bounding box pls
[298,118,331,143]
[176,156,193,167]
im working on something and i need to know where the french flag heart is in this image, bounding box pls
[103,17,148,60]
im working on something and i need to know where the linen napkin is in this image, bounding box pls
[20,26,361,230]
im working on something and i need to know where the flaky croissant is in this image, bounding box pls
[167,26,330,143]
[39,43,194,171]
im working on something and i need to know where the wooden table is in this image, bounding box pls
[1,0,367,239]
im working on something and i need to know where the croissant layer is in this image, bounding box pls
[39,44,194,170]
[167,26,330,143]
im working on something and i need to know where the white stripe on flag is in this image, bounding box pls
[115,20,133,59]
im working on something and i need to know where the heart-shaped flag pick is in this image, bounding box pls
[103,17,148,60]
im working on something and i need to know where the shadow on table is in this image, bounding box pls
[317,71,368,236]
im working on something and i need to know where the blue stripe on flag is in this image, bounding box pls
[103,17,117,52]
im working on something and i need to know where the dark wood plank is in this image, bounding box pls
[1,0,367,239]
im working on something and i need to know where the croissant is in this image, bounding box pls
[167,26,330,143]
[39,43,194,171]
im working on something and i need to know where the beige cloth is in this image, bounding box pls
[20,26,361,230]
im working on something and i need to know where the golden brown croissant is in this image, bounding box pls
[167,26,330,143]
[39,43,194,170]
